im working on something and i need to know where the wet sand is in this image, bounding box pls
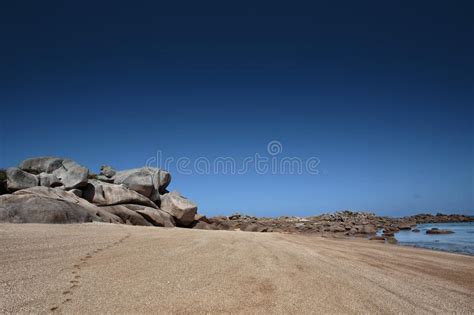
[1,223,473,314]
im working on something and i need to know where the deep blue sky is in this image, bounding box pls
[1,0,473,217]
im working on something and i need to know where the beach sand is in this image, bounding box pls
[1,223,473,314]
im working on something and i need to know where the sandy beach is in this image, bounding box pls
[1,223,473,314]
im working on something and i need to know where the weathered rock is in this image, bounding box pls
[347,228,357,235]
[384,226,400,233]
[51,159,89,189]
[229,213,241,220]
[137,208,175,227]
[99,205,152,226]
[113,167,171,201]
[355,224,377,235]
[194,213,210,224]
[114,168,153,197]
[412,228,420,232]
[19,157,89,189]
[38,173,62,187]
[206,216,233,230]
[82,180,157,208]
[240,223,269,232]
[426,228,454,235]
[120,204,175,227]
[0,187,121,224]
[329,224,346,233]
[193,221,219,230]
[6,168,39,191]
[160,191,197,227]
[100,165,116,178]
[209,216,229,222]
[18,157,63,174]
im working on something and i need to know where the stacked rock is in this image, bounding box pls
[0,156,201,228]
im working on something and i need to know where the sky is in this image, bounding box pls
[1,0,473,217]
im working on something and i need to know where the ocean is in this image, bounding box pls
[391,222,474,256]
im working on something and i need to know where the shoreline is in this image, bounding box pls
[390,222,474,256]
[396,242,474,257]
[1,223,473,313]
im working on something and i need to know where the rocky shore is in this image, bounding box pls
[1,156,472,243]
[198,211,472,240]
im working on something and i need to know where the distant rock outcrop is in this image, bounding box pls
[195,210,472,236]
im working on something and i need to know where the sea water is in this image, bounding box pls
[393,222,474,256]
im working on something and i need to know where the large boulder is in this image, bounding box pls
[51,159,89,189]
[120,204,176,227]
[99,205,153,226]
[82,179,157,208]
[160,191,197,227]
[18,157,63,174]
[6,168,39,192]
[18,157,89,189]
[0,186,121,224]
[113,167,171,202]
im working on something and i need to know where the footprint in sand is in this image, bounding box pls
[50,232,131,311]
